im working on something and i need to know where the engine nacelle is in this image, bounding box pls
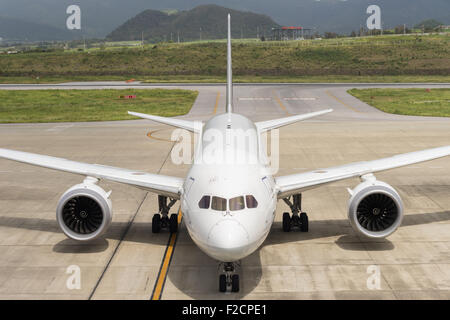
[56,179,112,241]
[348,179,403,238]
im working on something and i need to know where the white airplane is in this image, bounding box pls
[0,15,449,293]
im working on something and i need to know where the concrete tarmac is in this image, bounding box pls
[0,83,449,299]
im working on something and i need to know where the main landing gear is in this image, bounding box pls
[219,262,240,293]
[152,195,178,233]
[282,194,309,232]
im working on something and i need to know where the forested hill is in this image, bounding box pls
[106,5,280,42]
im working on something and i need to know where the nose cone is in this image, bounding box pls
[207,219,250,261]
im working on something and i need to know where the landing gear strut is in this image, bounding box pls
[218,262,240,293]
[282,194,308,232]
[152,195,178,233]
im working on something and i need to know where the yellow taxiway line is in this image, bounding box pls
[151,209,183,300]
[213,92,220,114]
[325,90,362,113]
[151,91,219,300]
[146,130,173,142]
[273,92,291,116]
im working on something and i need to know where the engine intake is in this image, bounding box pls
[348,180,403,238]
[56,180,112,241]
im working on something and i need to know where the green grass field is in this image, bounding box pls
[1,75,449,84]
[140,75,450,83]
[348,88,450,117]
[0,89,198,123]
[0,34,448,81]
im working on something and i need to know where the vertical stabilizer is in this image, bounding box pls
[226,14,233,114]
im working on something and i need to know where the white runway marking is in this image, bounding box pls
[284,97,317,101]
[238,98,272,101]
[46,124,74,132]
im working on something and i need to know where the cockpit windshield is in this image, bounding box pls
[198,195,211,209]
[198,195,258,211]
[229,196,245,211]
[246,195,258,208]
[211,196,227,211]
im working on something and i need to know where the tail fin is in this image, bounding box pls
[226,14,233,114]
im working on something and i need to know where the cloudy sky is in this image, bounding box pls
[0,0,448,39]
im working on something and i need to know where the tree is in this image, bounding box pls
[324,32,338,39]
[414,19,443,32]
[394,25,410,34]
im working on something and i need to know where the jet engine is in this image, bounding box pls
[56,178,112,241]
[348,178,403,238]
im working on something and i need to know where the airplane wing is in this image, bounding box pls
[256,109,333,132]
[0,148,183,199]
[275,146,450,199]
[128,111,202,133]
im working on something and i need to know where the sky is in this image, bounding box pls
[0,0,448,39]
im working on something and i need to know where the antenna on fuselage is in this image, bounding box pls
[226,14,233,115]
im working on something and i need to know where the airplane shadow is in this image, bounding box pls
[0,210,448,298]
[53,238,110,253]
[166,210,450,299]
[0,217,169,253]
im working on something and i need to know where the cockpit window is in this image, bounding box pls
[229,196,245,211]
[246,195,258,209]
[198,196,211,209]
[211,196,227,211]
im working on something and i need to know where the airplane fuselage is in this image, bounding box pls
[181,113,277,262]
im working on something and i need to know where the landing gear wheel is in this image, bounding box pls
[155,195,178,233]
[282,212,291,232]
[219,274,227,292]
[169,213,178,233]
[300,212,309,232]
[152,214,161,233]
[231,274,240,292]
[283,194,310,232]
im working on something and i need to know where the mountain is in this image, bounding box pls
[0,16,78,42]
[107,5,280,42]
[0,0,449,40]
[414,19,444,29]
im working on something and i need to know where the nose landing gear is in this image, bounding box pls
[282,194,309,232]
[152,195,178,233]
[218,262,240,293]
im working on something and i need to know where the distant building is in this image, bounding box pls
[271,27,312,41]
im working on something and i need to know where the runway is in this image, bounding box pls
[0,83,449,299]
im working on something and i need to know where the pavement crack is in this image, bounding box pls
[88,192,149,300]
[88,137,177,300]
